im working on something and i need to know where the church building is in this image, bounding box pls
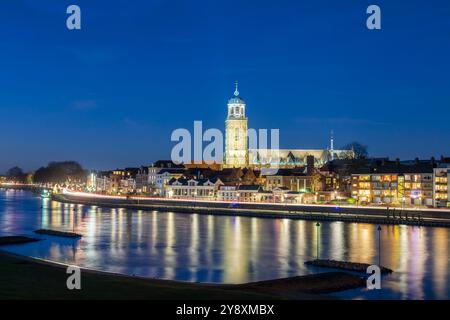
[223,82,353,169]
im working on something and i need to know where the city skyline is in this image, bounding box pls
[1,0,450,173]
[1,1,450,305]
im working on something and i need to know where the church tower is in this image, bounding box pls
[224,81,248,168]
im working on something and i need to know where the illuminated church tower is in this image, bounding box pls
[224,81,248,168]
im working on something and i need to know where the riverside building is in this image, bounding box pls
[351,161,435,206]
[433,165,450,207]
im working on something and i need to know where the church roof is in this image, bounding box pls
[228,95,245,104]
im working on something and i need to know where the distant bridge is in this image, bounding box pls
[0,183,48,192]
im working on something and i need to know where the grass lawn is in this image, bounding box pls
[0,251,363,300]
[0,251,280,300]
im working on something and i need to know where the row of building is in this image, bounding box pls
[351,159,449,207]
[87,156,450,208]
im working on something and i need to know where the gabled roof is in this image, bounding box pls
[151,160,184,169]
[97,170,112,177]
[124,167,140,175]
[264,168,307,177]
[168,177,223,186]
[219,184,238,190]
[158,168,185,175]
[352,163,434,175]
[237,185,262,191]
[273,186,291,191]
[137,166,149,174]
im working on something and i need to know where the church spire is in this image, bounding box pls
[234,80,239,96]
[330,130,335,160]
[330,130,334,151]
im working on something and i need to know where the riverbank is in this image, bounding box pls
[0,251,364,300]
[54,192,450,228]
[0,236,40,246]
[34,229,82,238]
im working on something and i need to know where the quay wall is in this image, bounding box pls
[53,193,450,228]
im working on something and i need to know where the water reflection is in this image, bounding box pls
[0,190,449,299]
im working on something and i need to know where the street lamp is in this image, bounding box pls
[72,207,76,233]
[316,222,321,260]
[377,225,382,266]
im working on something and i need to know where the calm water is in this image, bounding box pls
[0,189,449,299]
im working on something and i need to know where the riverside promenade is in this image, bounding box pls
[54,191,450,228]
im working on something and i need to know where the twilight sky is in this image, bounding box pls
[1,0,450,173]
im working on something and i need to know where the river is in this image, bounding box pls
[0,189,449,299]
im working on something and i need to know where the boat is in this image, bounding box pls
[40,189,51,198]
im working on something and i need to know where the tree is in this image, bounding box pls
[33,161,87,184]
[6,166,23,178]
[5,166,26,182]
[342,142,368,159]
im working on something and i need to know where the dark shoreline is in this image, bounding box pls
[0,250,364,300]
[34,229,82,238]
[0,236,41,246]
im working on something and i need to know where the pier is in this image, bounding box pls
[305,260,393,274]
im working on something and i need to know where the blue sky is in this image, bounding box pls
[1,0,450,172]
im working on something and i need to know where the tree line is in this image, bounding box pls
[3,161,87,184]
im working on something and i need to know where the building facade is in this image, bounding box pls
[433,166,450,207]
[265,169,312,192]
[166,178,223,199]
[217,185,238,201]
[217,185,264,202]
[135,166,149,194]
[155,169,185,196]
[351,164,435,206]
